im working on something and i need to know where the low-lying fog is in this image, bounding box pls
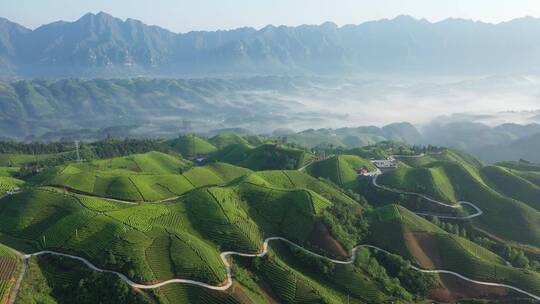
[267,74,540,132]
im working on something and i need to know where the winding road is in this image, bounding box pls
[2,154,539,302]
[372,174,483,219]
[3,237,539,301]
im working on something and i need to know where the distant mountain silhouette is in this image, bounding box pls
[2,12,540,77]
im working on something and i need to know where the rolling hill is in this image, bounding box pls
[307,155,376,189]
[368,205,540,297]
[0,142,538,303]
[375,151,540,248]
[41,160,249,202]
[166,135,217,157]
[207,134,250,149]
[0,169,399,303]
[481,165,540,211]
[210,143,317,171]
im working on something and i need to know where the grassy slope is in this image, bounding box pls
[255,170,359,207]
[0,174,340,289]
[368,205,540,295]
[166,135,217,157]
[43,160,248,202]
[377,153,540,248]
[0,153,57,167]
[481,165,540,211]
[16,255,155,304]
[514,171,540,188]
[208,134,249,149]
[212,144,317,171]
[378,162,457,202]
[497,160,540,172]
[0,243,19,304]
[84,151,192,174]
[307,155,376,190]
[0,176,24,195]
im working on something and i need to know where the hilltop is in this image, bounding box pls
[210,143,317,171]
[166,135,218,157]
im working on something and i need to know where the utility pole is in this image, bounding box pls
[42,234,47,248]
[75,140,81,162]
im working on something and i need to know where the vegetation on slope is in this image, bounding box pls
[208,134,249,149]
[481,165,540,211]
[0,243,19,304]
[81,151,192,174]
[307,155,376,189]
[40,159,248,202]
[497,160,540,172]
[367,205,540,295]
[166,135,217,157]
[376,156,540,248]
[0,141,538,303]
[0,172,354,295]
[211,143,316,171]
[17,255,155,304]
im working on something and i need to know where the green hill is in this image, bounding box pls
[497,160,540,172]
[212,143,317,171]
[368,205,540,295]
[166,135,217,157]
[377,162,457,202]
[285,124,421,149]
[307,155,376,189]
[1,144,539,303]
[80,151,192,174]
[0,153,58,167]
[208,134,249,148]
[207,143,253,164]
[0,177,373,303]
[481,166,540,211]
[42,161,249,202]
[251,170,360,207]
[497,160,540,188]
[376,156,540,248]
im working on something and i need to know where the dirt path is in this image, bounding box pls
[6,256,27,304]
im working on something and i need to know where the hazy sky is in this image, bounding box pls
[2,0,540,32]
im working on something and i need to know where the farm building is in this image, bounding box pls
[370,158,398,169]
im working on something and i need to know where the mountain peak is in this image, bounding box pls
[391,15,418,23]
[320,21,338,29]
[78,11,117,23]
[0,17,30,31]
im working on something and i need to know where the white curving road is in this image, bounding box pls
[2,153,538,301]
[372,173,483,220]
[2,237,539,300]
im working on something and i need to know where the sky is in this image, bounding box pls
[2,0,540,32]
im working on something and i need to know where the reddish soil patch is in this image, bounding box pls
[230,282,253,304]
[404,233,517,303]
[309,221,348,260]
[430,273,513,303]
[404,232,441,269]
[0,256,17,280]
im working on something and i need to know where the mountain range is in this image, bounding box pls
[3,12,540,77]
